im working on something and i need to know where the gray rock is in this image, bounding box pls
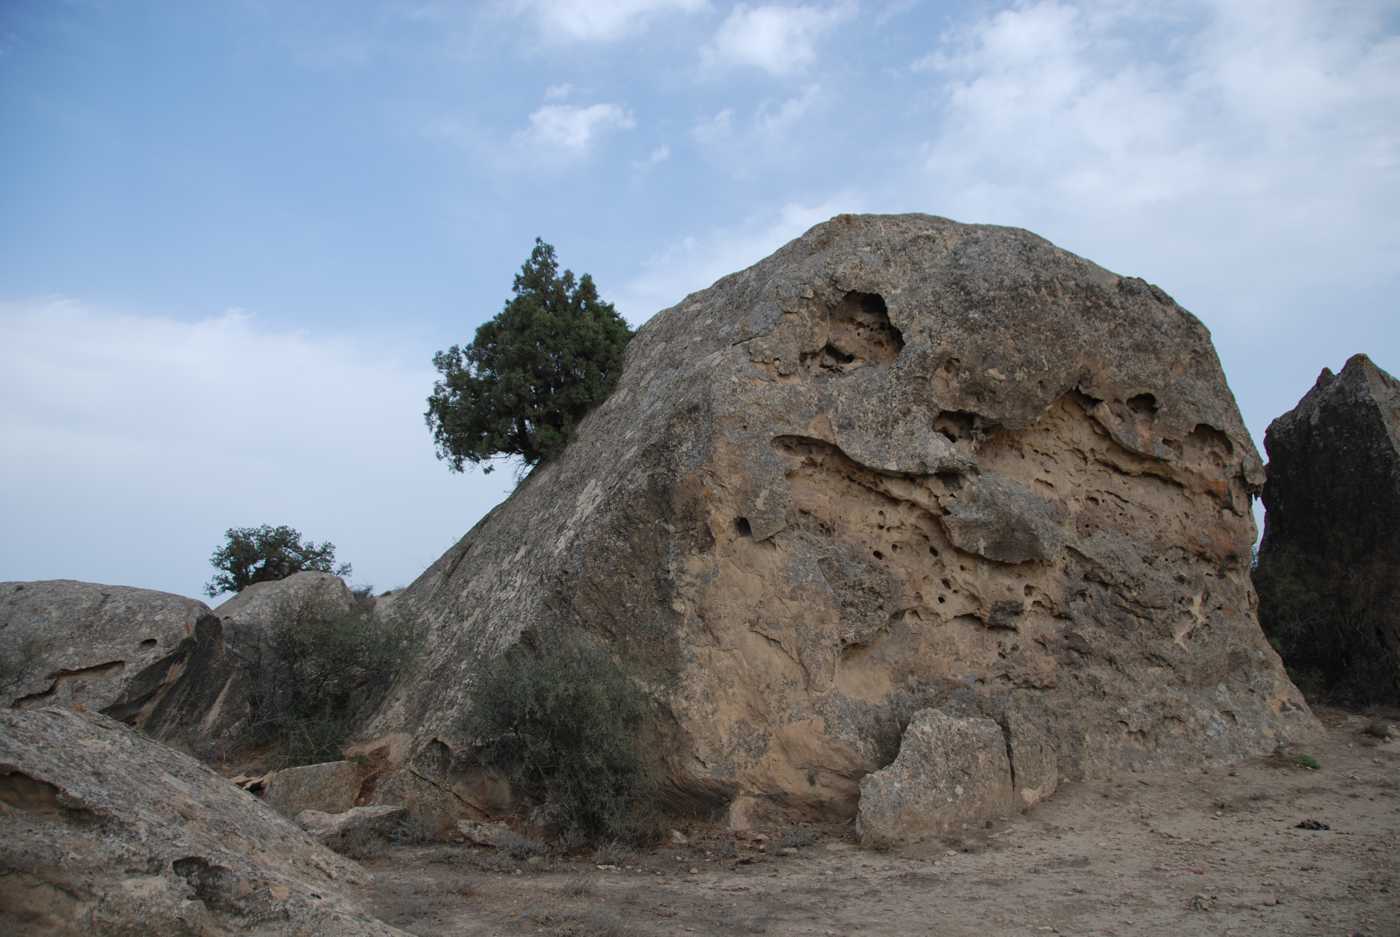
[263,760,364,818]
[0,580,208,711]
[296,805,408,851]
[0,707,406,936]
[213,571,357,627]
[117,571,362,764]
[856,709,1016,846]
[363,213,1314,826]
[1255,353,1400,702]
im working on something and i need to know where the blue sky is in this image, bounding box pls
[2,0,1397,599]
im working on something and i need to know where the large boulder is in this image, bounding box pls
[0,580,208,711]
[0,707,406,936]
[367,213,1314,827]
[1255,353,1400,702]
[856,708,1016,847]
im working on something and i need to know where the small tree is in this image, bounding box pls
[425,239,632,474]
[205,524,350,597]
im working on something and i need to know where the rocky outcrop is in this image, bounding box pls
[0,581,208,712]
[109,572,361,764]
[214,571,358,628]
[367,213,1313,828]
[856,709,1016,846]
[1255,354,1400,702]
[0,707,405,936]
[263,760,365,818]
[297,806,408,852]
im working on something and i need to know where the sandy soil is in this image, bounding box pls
[357,706,1399,937]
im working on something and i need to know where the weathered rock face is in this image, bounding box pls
[263,760,366,818]
[856,708,1016,846]
[0,580,209,711]
[1255,354,1400,702]
[372,213,1313,826]
[111,571,361,764]
[0,707,406,936]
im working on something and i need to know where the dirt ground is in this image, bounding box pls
[357,706,1399,937]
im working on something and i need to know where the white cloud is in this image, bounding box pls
[703,1,856,76]
[756,83,822,134]
[900,0,1400,451]
[690,85,828,174]
[513,0,710,42]
[0,300,515,598]
[611,195,864,324]
[632,143,672,170]
[543,81,574,99]
[518,102,636,155]
[912,0,1400,303]
[691,107,735,146]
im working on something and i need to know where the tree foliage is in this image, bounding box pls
[205,524,350,597]
[466,627,659,844]
[425,239,632,473]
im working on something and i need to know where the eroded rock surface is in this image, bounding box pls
[0,580,211,715]
[0,707,405,936]
[369,213,1313,827]
[856,709,1015,846]
[264,760,365,817]
[1255,354,1400,702]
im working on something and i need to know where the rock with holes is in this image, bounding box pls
[1255,353,1400,703]
[364,213,1314,828]
[0,707,408,936]
[856,708,1016,846]
[0,580,209,712]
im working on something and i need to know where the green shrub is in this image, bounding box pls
[465,627,658,845]
[249,594,420,766]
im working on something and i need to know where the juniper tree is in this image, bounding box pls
[425,239,632,473]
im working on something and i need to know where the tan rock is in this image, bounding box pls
[367,213,1315,827]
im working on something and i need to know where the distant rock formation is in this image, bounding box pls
[1,573,365,767]
[0,707,406,936]
[0,580,209,712]
[366,213,1314,830]
[1255,354,1400,703]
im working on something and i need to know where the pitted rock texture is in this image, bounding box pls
[371,213,1313,826]
[0,580,208,711]
[1255,354,1400,702]
[0,707,406,937]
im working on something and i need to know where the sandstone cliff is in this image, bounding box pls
[1255,353,1400,702]
[369,214,1314,827]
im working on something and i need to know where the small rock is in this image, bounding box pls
[670,829,689,846]
[1295,818,1330,831]
[780,847,798,857]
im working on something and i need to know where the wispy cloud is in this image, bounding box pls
[632,143,672,171]
[517,102,637,155]
[512,0,710,42]
[702,2,856,76]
